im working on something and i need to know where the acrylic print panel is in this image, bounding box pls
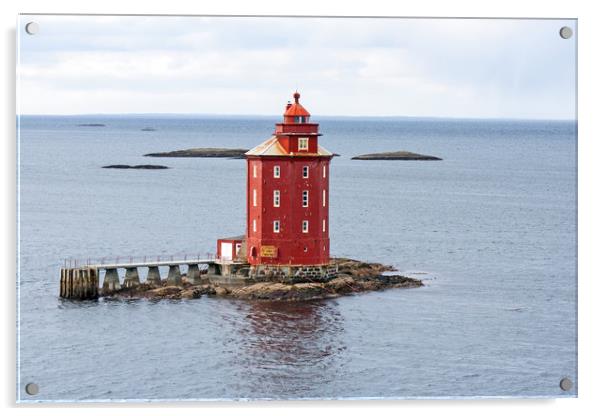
[16,15,577,402]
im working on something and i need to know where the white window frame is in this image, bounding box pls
[253,219,256,232]
[253,189,257,207]
[323,189,326,207]
[298,137,309,151]
[253,164,257,178]
[273,190,280,207]
[302,190,309,207]
[274,165,280,178]
[273,220,280,233]
[302,166,309,178]
[302,220,309,233]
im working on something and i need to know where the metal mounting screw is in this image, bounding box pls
[559,26,573,39]
[559,377,573,391]
[25,22,39,35]
[25,383,39,395]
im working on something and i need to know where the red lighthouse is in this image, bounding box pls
[245,92,334,271]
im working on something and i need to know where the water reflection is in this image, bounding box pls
[226,300,347,398]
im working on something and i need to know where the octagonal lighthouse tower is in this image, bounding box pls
[245,92,334,273]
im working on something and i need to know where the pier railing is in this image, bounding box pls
[59,252,220,300]
[63,252,217,269]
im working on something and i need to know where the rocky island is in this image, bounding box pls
[144,148,341,159]
[144,148,249,159]
[102,164,169,169]
[352,151,442,160]
[77,123,106,127]
[101,258,423,302]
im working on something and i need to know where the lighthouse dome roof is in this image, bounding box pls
[283,91,311,117]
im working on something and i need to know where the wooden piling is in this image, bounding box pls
[59,267,99,300]
[59,268,65,298]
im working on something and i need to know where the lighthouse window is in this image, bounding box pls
[253,189,257,207]
[302,220,309,233]
[253,165,257,178]
[302,166,309,178]
[274,165,280,178]
[273,190,280,207]
[323,189,326,207]
[302,190,309,207]
[323,165,326,178]
[323,219,326,232]
[273,220,280,233]
[298,137,309,151]
[253,219,257,232]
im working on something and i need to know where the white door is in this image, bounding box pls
[221,242,233,261]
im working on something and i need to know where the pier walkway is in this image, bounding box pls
[59,252,246,300]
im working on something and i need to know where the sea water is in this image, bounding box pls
[17,115,577,400]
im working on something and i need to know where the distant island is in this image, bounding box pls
[102,164,169,169]
[144,147,434,160]
[352,151,442,160]
[141,127,157,131]
[77,123,106,127]
[145,148,248,158]
[144,147,341,158]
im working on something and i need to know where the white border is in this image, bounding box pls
[3,0,600,415]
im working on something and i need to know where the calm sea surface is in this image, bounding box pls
[17,115,577,401]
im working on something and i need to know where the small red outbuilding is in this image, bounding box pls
[216,236,244,261]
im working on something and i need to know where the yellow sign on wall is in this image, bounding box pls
[260,245,278,258]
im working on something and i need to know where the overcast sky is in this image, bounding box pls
[18,15,576,119]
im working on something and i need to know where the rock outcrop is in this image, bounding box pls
[102,164,170,169]
[99,258,424,302]
[352,151,441,160]
[144,148,249,158]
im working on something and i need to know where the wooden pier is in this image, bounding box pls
[59,267,99,300]
[59,255,219,300]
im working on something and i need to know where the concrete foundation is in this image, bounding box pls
[102,268,121,291]
[186,264,202,284]
[167,265,182,286]
[146,266,162,286]
[248,263,338,283]
[208,275,258,287]
[123,267,140,288]
[207,263,218,275]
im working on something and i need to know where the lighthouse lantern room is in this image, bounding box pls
[245,92,334,269]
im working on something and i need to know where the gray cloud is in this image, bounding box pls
[18,15,576,119]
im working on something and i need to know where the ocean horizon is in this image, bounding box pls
[17,113,576,122]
